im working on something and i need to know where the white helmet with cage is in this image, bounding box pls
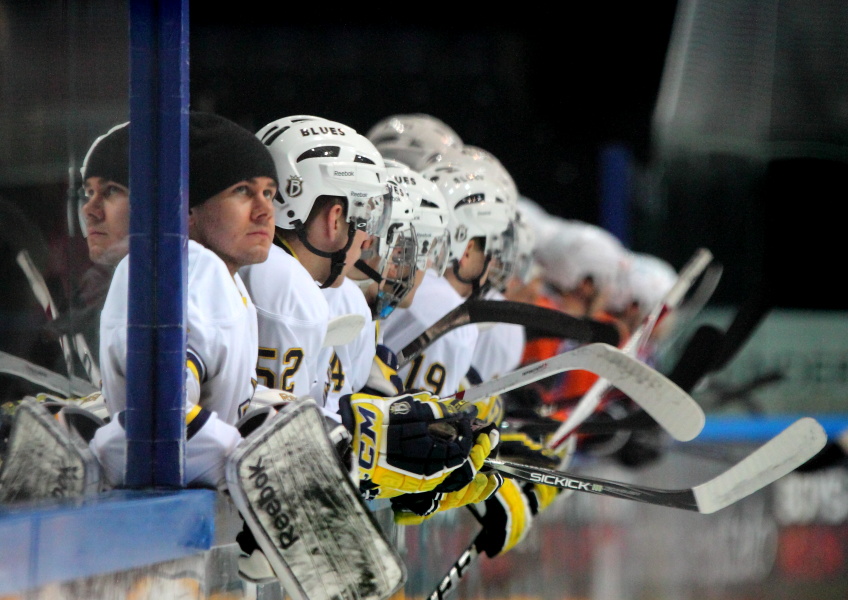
[421,162,513,268]
[366,113,463,172]
[384,159,452,277]
[256,115,391,238]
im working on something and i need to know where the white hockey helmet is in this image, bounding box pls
[430,145,519,208]
[384,159,452,276]
[535,220,628,297]
[608,252,677,315]
[366,113,463,172]
[256,115,391,238]
[421,162,513,266]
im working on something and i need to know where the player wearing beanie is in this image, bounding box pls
[90,111,278,489]
[78,122,131,267]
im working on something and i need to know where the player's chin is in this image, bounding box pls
[241,240,273,266]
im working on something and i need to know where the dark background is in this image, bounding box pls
[188,7,679,234]
[187,7,846,312]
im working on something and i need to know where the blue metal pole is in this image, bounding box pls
[599,143,633,248]
[126,0,189,488]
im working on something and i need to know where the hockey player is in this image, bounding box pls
[607,251,678,365]
[322,175,419,413]
[91,111,280,489]
[380,159,512,397]
[78,122,132,268]
[241,115,391,407]
[527,219,631,418]
[43,121,133,380]
[324,161,503,524]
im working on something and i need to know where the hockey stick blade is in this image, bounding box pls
[396,299,620,369]
[322,313,366,348]
[485,417,827,514]
[454,343,705,442]
[0,350,98,397]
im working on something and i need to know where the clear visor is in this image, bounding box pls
[487,225,517,291]
[514,251,535,285]
[418,229,451,276]
[348,191,392,238]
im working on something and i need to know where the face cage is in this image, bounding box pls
[348,191,392,239]
[373,225,418,320]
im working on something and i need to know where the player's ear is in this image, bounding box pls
[326,202,347,239]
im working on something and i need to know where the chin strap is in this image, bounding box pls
[353,259,383,285]
[296,222,357,289]
[452,254,492,299]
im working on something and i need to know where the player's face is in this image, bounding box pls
[397,267,425,308]
[458,238,489,284]
[333,227,371,287]
[80,177,130,266]
[189,177,276,275]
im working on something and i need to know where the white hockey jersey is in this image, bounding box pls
[239,241,329,402]
[321,277,376,416]
[380,269,478,397]
[99,239,257,424]
[470,288,526,381]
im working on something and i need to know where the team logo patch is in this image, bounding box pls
[286,175,303,198]
[454,224,468,244]
[390,400,411,416]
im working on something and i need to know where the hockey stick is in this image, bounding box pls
[452,343,705,442]
[426,537,481,600]
[322,313,366,348]
[485,416,826,513]
[546,248,714,450]
[0,350,98,397]
[396,299,621,369]
[655,261,723,357]
[426,413,826,600]
[15,250,101,386]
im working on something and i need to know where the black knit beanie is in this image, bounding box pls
[189,111,278,208]
[82,122,130,187]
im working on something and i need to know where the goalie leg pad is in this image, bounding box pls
[0,398,101,503]
[226,398,407,600]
